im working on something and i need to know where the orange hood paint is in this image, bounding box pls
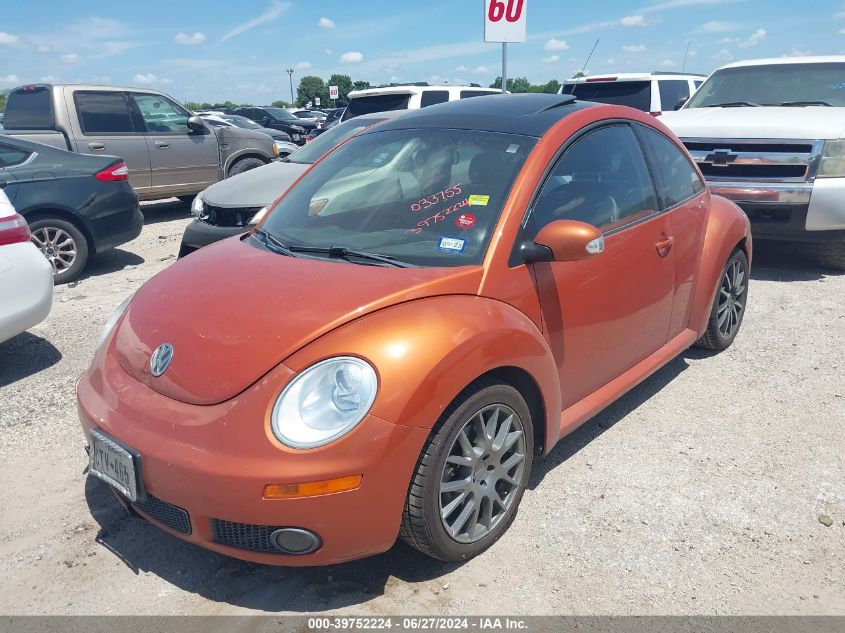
[115,236,483,405]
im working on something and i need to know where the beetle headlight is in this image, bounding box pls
[191,193,208,220]
[271,357,378,449]
[818,140,845,178]
[95,294,133,353]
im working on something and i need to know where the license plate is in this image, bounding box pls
[292,134,301,140]
[89,429,141,502]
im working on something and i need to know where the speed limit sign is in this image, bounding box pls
[484,0,526,43]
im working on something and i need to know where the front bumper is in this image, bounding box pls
[179,219,246,257]
[76,344,429,566]
[709,179,845,243]
[0,242,53,344]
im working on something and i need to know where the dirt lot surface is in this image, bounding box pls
[0,199,843,616]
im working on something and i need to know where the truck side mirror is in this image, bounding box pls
[187,116,207,133]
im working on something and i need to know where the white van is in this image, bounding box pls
[559,72,706,115]
[343,83,501,120]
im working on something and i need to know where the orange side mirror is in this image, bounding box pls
[531,220,605,263]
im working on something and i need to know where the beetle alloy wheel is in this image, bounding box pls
[31,227,77,277]
[438,404,527,544]
[717,257,747,337]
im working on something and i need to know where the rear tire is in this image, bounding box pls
[400,378,534,561]
[815,242,845,271]
[227,157,265,177]
[695,248,749,351]
[28,217,89,284]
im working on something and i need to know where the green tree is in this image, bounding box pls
[296,75,328,108]
[185,101,203,111]
[489,76,532,93]
[327,73,353,106]
[572,71,586,79]
[271,99,291,108]
[352,80,370,92]
[543,79,562,94]
[0,90,8,112]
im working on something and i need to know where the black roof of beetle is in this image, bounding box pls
[367,93,594,138]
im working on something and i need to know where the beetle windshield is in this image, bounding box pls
[260,128,536,267]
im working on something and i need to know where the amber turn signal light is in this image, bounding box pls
[263,475,363,499]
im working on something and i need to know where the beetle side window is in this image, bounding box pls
[636,126,705,209]
[528,125,659,237]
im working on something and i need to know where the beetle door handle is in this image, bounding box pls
[155,141,171,149]
[655,236,674,257]
[88,142,105,150]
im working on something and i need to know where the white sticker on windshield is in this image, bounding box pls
[506,144,519,153]
[438,236,466,252]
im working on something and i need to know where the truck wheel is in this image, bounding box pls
[228,157,265,177]
[28,217,89,284]
[815,242,845,271]
[695,248,749,351]
[400,378,534,561]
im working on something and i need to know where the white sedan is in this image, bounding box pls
[0,189,53,344]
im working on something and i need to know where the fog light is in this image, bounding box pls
[263,474,362,499]
[270,528,322,554]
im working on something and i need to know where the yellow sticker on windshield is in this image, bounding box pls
[468,195,490,207]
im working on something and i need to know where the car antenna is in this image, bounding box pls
[579,38,599,78]
[682,39,692,73]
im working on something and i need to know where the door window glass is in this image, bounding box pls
[132,94,190,134]
[658,80,691,111]
[420,91,450,107]
[637,126,705,209]
[529,125,658,236]
[74,91,135,134]
[0,143,31,167]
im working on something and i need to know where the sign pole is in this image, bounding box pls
[502,42,508,93]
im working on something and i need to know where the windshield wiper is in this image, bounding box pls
[707,101,761,108]
[778,100,832,107]
[287,245,415,268]
[253,228,297,257]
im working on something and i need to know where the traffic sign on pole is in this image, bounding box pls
[484,0,527,93]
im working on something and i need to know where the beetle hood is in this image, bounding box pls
[114,236,483,405]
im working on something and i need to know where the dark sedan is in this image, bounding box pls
[0,135,142,283]
[232,106,318,145]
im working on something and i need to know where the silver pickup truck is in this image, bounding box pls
[2,84,279,201]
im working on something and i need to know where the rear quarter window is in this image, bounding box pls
[0,143,32,167]
[636,125,705,209]
[460,90,500,99]
[570,81,652,112]
[420,90,449,107]
[344,94,411,120]
[3,86,55,130]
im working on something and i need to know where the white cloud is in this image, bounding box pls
[840,28,845,34]
[61,53,79,63]
[323,48,332,55]
[340,51,363,63]
[642,0,742,11]
[0,31,19,46]
[40,74,59,82]
[661,59,678,67]
[175,32,206,45]
[700,20,738,32]
[133,73,158,85]
[473,66,493,75]
[295,61,312,70]
[455,65,470,72]
[318,17,336,29]
[544,38,570,51]
[623,44,647,53]
[712,49,734,62]
[606,57,616,64]
[0,74,20,86]
[541,55,560,63]
[621,15,647,27]
[219,1,290,43]
[738,28,767,49]
[161,78,174,85]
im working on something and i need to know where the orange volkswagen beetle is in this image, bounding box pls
[78,94,751,565]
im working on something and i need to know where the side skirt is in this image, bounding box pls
[557,328,698,440]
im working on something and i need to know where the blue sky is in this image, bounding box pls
[1,0,844,103]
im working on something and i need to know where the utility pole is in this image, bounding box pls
[286,68,295,106]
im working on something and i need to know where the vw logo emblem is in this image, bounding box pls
[150,343,174,377]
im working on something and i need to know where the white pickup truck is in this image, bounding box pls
[661,56,845,269]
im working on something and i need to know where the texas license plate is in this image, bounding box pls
[89,429,141,502]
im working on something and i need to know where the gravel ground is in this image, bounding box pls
[0,199,843,616]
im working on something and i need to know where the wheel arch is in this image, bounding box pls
[21,206,96,254]
[283,295,562,455]
[688,195,752,337]
[224,151,271,175]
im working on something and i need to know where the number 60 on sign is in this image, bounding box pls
[484,0,527,43]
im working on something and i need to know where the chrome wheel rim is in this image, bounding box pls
[31,227,77,276]
[717,258,746,337]
[439,404,526,544]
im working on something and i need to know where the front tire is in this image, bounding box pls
[227,157,265,177]
[815,242,845,271]
[28,217,89,284]
[400,379,534,561]
[695,248,749,351]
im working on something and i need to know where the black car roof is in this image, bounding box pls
[365,94,593,138]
